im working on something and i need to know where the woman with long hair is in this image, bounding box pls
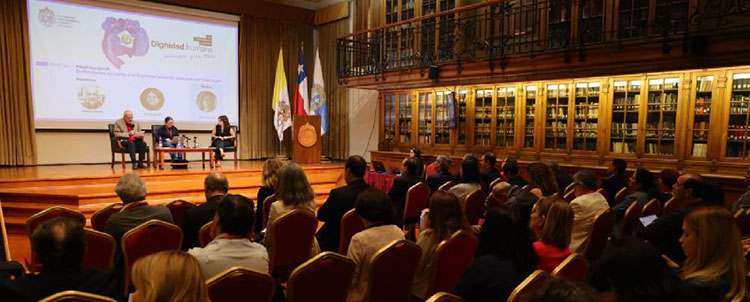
[210,115,236,167]
[529,197,573,273]
[131,250,208,302]
[679,206,746,302]
[264,162,319,254]
[448,156,482,203]
[528,163,560,198]
[410,147,424,178]
[454,207,538,302]
[613,168,656,220]
[412,191,472,299]
[255,158,284,233]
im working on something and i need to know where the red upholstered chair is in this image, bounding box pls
[522,185,530,190]
[551,253,589,282]
[613,188,629,206]
[507,270,551,302]
[404,183,430,224]
[368,239,422,302]
[662,197,679,216]
[206,267,275,302]
[287,252,356,302]
[438,181,455,192]
[642,198,661,217]
[426,230,478,297]
[262,194,277,230]
[268,209,318,276]
[39,290,117,302]
[165,200,196,229]
[619,201,642,238]
[82,229,115,270]
[564,182,575,194]
[199,221,217,248]
[27,206,86,236]
[488,178,502,191]
[338,209,365,255]
[121,220,183,297]
[735,209,750,237]
[463,189,486,226]
[596,188,608,201]
[563,190,576,203]
[485,192,505,209]
[91,203,122,232]
[583,209,615,263]
[425,292,465,302]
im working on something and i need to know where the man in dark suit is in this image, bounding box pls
[502,160,528,188]
[600,158,629,205]
[480,152,500,187]
[182,172,229,250]
[316,155,370,252]
[426,155,453,194]
[8,217,121,301]
[104,173,174,243]
[388,158,423,226]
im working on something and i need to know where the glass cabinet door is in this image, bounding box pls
[384,94,396,142]
[418,92,433,144]
[545,84,569,150]
[474,89,492,146]
[457,90,468,145]
[611,80,641,154]
[573,82,600,151]
[435,91,451,144]
[496,87,515,148]
[644,78,678,155]
[726,73,750,158]
[691,76,713,157]
[398,94,412,143]
[524,86,537,149]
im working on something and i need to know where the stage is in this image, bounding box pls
[0,160,345,261]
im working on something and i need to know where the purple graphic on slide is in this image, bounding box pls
[101,17,149,69]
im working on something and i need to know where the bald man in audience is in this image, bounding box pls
[182,172,229,249]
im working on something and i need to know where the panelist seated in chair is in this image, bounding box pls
[155,116,184,161]
[210,115,235,167]
[6,217,120,302]
[114,110,148,169]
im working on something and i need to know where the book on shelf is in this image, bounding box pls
[692,143,708,157]
[612,142,632,153]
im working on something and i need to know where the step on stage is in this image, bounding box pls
[0,160,345,261]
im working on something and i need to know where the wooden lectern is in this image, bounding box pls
[293,115,321,164]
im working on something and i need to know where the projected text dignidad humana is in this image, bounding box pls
[151,40,212,53]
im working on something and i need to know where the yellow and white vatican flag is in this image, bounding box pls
[272,48,292,142]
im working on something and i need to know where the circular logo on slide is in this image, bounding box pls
[38,7,56,27]
[77,85,105,110]
[196,91,217,112]
[140,88,165,111]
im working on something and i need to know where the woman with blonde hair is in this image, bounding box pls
[264,162,319,254]
[412,191,472,299]
[679,206,746,302]
[255,158,284,233]
[529,196,573,273]
[131,250,208,302]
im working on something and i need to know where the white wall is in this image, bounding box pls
[348,88,379,161]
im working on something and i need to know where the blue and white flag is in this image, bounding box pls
[310,47,328,134]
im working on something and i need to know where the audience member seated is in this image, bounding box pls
[188,194,269,279]
[531,278,596,302]
[668,206,746,302]
[527,163,560,199]
[410,147,425,178]
[503,185,539,230]
[549,162,573,196]
[131,250,208,302]
[640,172,704,264]
[529,197,573,273]
[732,166,750,213]
[448,156,482,203]
[388,158,423,226]
[412,191,472,300]
[264,162,319,254]
[255,158,283,234]
[480,152,500,186]
[453,207,538,302]
[426,155,454,194]
[6,217,120,301]
[588,238,698,302]
[182,173,229,250]
[600,158,629,204]
[317,155,369,252]
[105,173,174,244]
[347,188,405,302]
[658,169,680,204]
[502,160,528,188]
[613,168,655,220]
[569,170,609,253]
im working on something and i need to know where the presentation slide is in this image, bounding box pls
[27,0,239,130]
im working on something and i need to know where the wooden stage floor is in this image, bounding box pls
[0,160,345,261]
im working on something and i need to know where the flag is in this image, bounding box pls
[310,47,328,134]
[294,47,308,116]
[272,48,292,142]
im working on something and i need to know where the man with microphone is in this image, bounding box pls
[114,110,148,169]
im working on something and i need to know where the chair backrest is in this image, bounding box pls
[613,187,629,206]
[596,188,608,201]
[206,266,275,302]
[339,209,365,255]
[550,253,589,282]
[82,229,116,270]
[404,183,430,222]
[427,230,478,297]
[641,198,661,217]
[91,203,123,232]
[27,207,86,237]
[485,192,506,209]
[199,221,216,248]
[151,124,160,147]
[287,252,356,302]
[488,178,502,191]
[522,184,530,190]
[262,194,277,230]
[108,124,121,152]
[583,209,615,263]
[268,209,318,275]
[463,189,486,225]
[368,239,422,302]
[166,200,197,229]
[563,190,576,203]
[438,181,455,191]
[425,292,466,302]
[39,290,117,302]
[735,209,750,237]
[620,201,642,238]
[230,125,239,144]
[507,270,551,302]
[564,182,576,194]
[121,220,183,297]
[662,196,679,216]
